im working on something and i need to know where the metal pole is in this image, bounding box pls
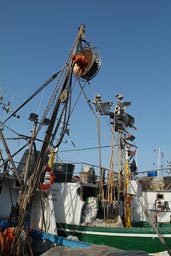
[0,129,22,186]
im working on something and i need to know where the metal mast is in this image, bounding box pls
[10,24,87,254]
[110,94,137,227]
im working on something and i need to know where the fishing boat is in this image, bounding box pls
[0,24,101,255]
[0,24,170,256]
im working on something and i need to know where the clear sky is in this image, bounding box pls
[0,0,171,175]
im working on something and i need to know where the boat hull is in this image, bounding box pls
[57,223,171,253]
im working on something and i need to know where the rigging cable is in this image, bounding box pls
[36,64,68,135]
[51,70,73,148]
[2,71,61,125]
[77,79,116,152]
[59,144,111,152]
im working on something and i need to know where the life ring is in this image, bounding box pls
[40,165,55,191]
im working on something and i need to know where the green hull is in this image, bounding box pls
[57,223,171,253]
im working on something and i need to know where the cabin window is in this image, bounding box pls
[15,180,20,187]
[157,194,164,200]
[77,187,97,200]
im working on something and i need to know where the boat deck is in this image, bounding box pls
[82,216,124,228]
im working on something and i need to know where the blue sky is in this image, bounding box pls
[0,0,171,175]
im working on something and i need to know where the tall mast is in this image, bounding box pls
[0,24,101,255]
[10,24,87,253]
[110,94,137,227]
[93,95,113,202]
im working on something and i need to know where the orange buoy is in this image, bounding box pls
[72,53,88,77]
[2,228,15,256]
